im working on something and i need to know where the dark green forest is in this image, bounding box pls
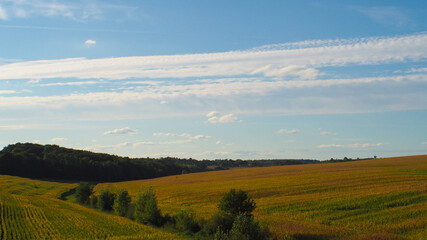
[0,143,324,182]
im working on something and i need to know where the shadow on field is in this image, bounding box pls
[59,187,76,200]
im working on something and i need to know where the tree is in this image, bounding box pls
[97,189,115,211]
[218,189,256,216]
[174,209,200,233]
[113,189,131,217]
[134,187,162,226]
[228,213,268,240]
[75,182,93,205]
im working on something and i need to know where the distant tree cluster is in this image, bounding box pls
[0,143,320,182]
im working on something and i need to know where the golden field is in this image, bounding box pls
[97,155,427,240]
[0,175,183,240]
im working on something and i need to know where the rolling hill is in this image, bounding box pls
[0,175,183,240]
[97,155,427,240]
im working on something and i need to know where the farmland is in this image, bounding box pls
[0,175,183,240]
[98,155,427,240]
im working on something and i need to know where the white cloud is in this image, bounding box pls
[409,67,427,73]
[320,131,337,136]
[317,142,384,149]
[85,39,96,47]
[251,65,320,79]
[422,142,427,145]
[206,111,238,123]
[50,137,67,142]
[40,81,99,86]
[0,34,425,81]
[153,132,211,140]
[0,0,135,21]
[0,90,16,94]
[277,129,300,135]
[0,4,8,20]
[103,127,138,135]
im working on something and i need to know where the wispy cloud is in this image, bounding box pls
[50,137,67,142]
[320,131,337,136]
[0,4,7,20]
[103,127,138,135]
[206,111,238,123]
[0,0,136,21]
[0,34,425,81]
[356,6,410,28]
[85,39,96,47]
[153,132,211,140]
[40,81,100,86]
[317,142,384,149]
[277,129,300,135]
[0,90,16,94]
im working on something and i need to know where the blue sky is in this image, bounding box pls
[0,0,426,160]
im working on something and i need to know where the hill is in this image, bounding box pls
[0,175,183,240]
[97,155,427,240]
[0,142,320,182]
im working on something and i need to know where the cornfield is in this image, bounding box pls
[98,155,427,240]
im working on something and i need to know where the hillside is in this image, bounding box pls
[0,142,320,182]
[98,155,427,240]
[0,174,184,240]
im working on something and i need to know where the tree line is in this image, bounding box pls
[0,143,319,182]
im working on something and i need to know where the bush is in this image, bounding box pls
[97,189,115,211]
[113,189,131,217]
[218,189,256,216]
[89,195,97,208]
[202,213,234,236]
[75,182,93,205]
[204,189,269,240]
[134,187,162,226]
[228,213,268,240]
[174,209,200,233]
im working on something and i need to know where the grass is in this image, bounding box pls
[97,155,427,240]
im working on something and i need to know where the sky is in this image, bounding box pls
[0,0,426,160]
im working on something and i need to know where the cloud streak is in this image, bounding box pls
[103,127,138,135]
[277,129,300,135]
[206,111,238,123]
[0,34,425,81]
[317,142,384,149]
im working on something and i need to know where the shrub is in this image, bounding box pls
[113,189,131,217]
[75,182,93,205]
[228,213,268,240]
[89,195,97,208]
[97,189,115,211]
[174,209,200,233]
[202,213,234,236]
[218,189,256,217]
[134,187,162,226]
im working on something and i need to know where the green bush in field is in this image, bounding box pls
[202,212,234,236]
[174,209,200,233]
[203,189,268,240]
[228,213,268,240]
[113,189,131,217]
[97,189,115,211]
[134,187,162,226]
[218,189,256,217]
[75,182,93,205]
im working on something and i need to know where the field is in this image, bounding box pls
[0,175,183,240]
[97,155,427,240]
